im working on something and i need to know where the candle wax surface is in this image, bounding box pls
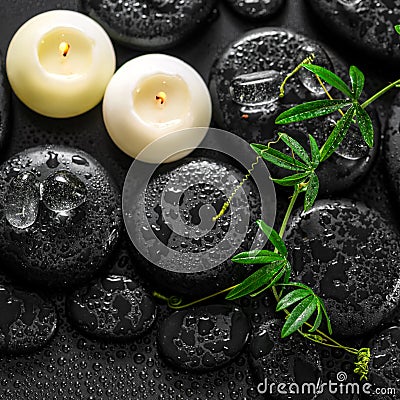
[38,28,93,76]
[133,74,191,127]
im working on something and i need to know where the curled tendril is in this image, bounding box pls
[167,296,183,308]
[354,348,371,381]
[279,53,315,98]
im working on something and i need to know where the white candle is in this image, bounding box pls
[6,10,116,118]
[103,54,212,163]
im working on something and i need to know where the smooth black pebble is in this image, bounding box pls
[127,156,263,297]
[384,91,400,205]
[365,326,400,399]
[306,0,400,60]
[67,275,157,340]
[158,304,250,372]
[0,54,11,151]
[285,199,400,336]
[248,319,322,400]
[0,284,57,354]
[81,0,217,50]
[209,27,379,194]
[225,0,286,20]
[0,145,122,288]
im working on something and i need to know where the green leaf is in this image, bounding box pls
[249,264,288,298]
[303,64,353,99]
[395,25,400,35]
[275,100,351,125]
[308,135,320,168]
[278,282,314,291]
[309,303,323,333]
[304,173,319,212]
[256,220,287,257]
[232,250,284,265]
[283,265,291,284]
[354,104,374,148]
[319,297,333,335]
[226,262,284,300]
[349,66,365,99]
[251,144,308,171]
[278,133,311,165]
[272,172,311,187]
[276,289,311,311]
[320,106,356,162]
[281,296,318,338]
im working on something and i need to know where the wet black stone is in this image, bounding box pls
[0,55,11,151]
[306,0,400,60]
[0,145,122,288]
[209,28,338,143]
[285,199,400,336]
[366,326,400,399]
[81,0,217,50]
[248,319,322,400]
[158,304,250,372]
[67,275,157,340]
[384,92,400,206]
[225,0,286,20]
[0,284,57,354]
[127,156,263,297]
[209,28,379,195]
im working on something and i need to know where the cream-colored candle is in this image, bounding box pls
[103,54,212,163]
[6,10,116,118]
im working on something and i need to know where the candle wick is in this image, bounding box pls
[59,42,71,57]
[155,91,167,105]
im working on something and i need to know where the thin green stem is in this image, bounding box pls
[278,187,301,238]
[361,78,400,109]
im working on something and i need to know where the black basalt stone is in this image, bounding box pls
[0,56,11,152]
[126,156,263,297]
[0,145,122,288]
[306,0,400,61]
[67,275,157,340]
[158,304,250,372]
[248,319,322,400]
[384,91,400,206]
[81,0,217,50]
[285,200,400,336]
[365,326,400,400]
[225,0,286,20]
[209,28,379,195]
[0,284,57,354]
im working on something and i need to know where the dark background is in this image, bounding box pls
[0,1,398,399]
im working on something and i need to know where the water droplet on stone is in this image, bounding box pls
[41,170,87,212]
[229,70,281,106]
[298,44,334,96]
[5,171,40,229]
[72,155,89,166]
[46,151,60,169]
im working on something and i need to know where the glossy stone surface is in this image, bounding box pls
[0,284,57,354]
[248,319,322,399]
[306,0,400,60]
[81,0,217,50]
[225,0,286,20]
[366,326,400,399]
[209,27,379,195]
[0,146,122,288]
[0,56,11,152]
[127,156,263,297]
[209,28,336,143]
[285,200,400,336]
[158,304,250,372]
[67,275,157,340]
